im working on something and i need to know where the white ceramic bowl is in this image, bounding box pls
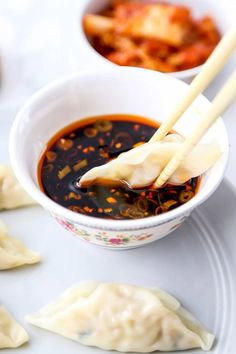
[9,67,228,249]
[77,0,230,81]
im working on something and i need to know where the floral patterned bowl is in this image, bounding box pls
[9,67,228,249]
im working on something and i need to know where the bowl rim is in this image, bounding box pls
[76,0,205,80]
[9,67,229,231]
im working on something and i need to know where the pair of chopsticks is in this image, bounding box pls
[149,28,236,188]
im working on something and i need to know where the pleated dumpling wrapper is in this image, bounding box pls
[0,306,29,348]
[26,282,214,352]
[0,220,41,270]
[80,134,221,188]
[0,165,35,210]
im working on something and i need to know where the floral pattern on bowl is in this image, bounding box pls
[94,231,153,246]
[53,215,154,247]
[52,213,190,248]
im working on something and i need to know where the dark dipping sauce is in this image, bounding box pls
[38,115,200,220]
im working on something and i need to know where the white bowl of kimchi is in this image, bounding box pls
[77,0,230,80]
[10,67,229,249]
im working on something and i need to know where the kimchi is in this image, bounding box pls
[83,0,221,72]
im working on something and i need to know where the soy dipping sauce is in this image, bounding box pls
[38,115,200,220]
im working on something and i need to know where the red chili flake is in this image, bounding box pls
[134,124,140,131]
[99,149,109,158]
[106,197,117,204]
[140,192,146,197]
[104,208,112,213]
[69,133,76,138]
[57,138,73,151]
[65,192,81,201]
[83,146,95,154]
[115,143,122,148]
[83,206,94,213]
[68,206,85,214]
[77,144,82,150]
[46,151,57,162]
[110,189,116,193]
[98,138,105,146]
[98,208,103,213]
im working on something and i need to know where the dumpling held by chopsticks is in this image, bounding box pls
[79,134,221,188]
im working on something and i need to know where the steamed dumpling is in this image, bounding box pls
[0,220,41,270]
[0,306,29,348]
[26,281,214,352]
[0,165,35,210]
[80,134,221,188]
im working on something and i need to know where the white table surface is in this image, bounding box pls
[0,2,236,354]
[0,0,235,186]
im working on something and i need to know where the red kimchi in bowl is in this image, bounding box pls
[83,0,221,73]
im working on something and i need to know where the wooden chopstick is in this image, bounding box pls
[149,27,236,143]
[154,70,236,188]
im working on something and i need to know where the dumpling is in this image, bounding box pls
[79,134,222,188]
[0,220,41,270]
[26,281,214,352]
[0,165,35,210]
[0,306,29,348]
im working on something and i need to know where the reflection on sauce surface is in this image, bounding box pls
[38,115,200,219]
